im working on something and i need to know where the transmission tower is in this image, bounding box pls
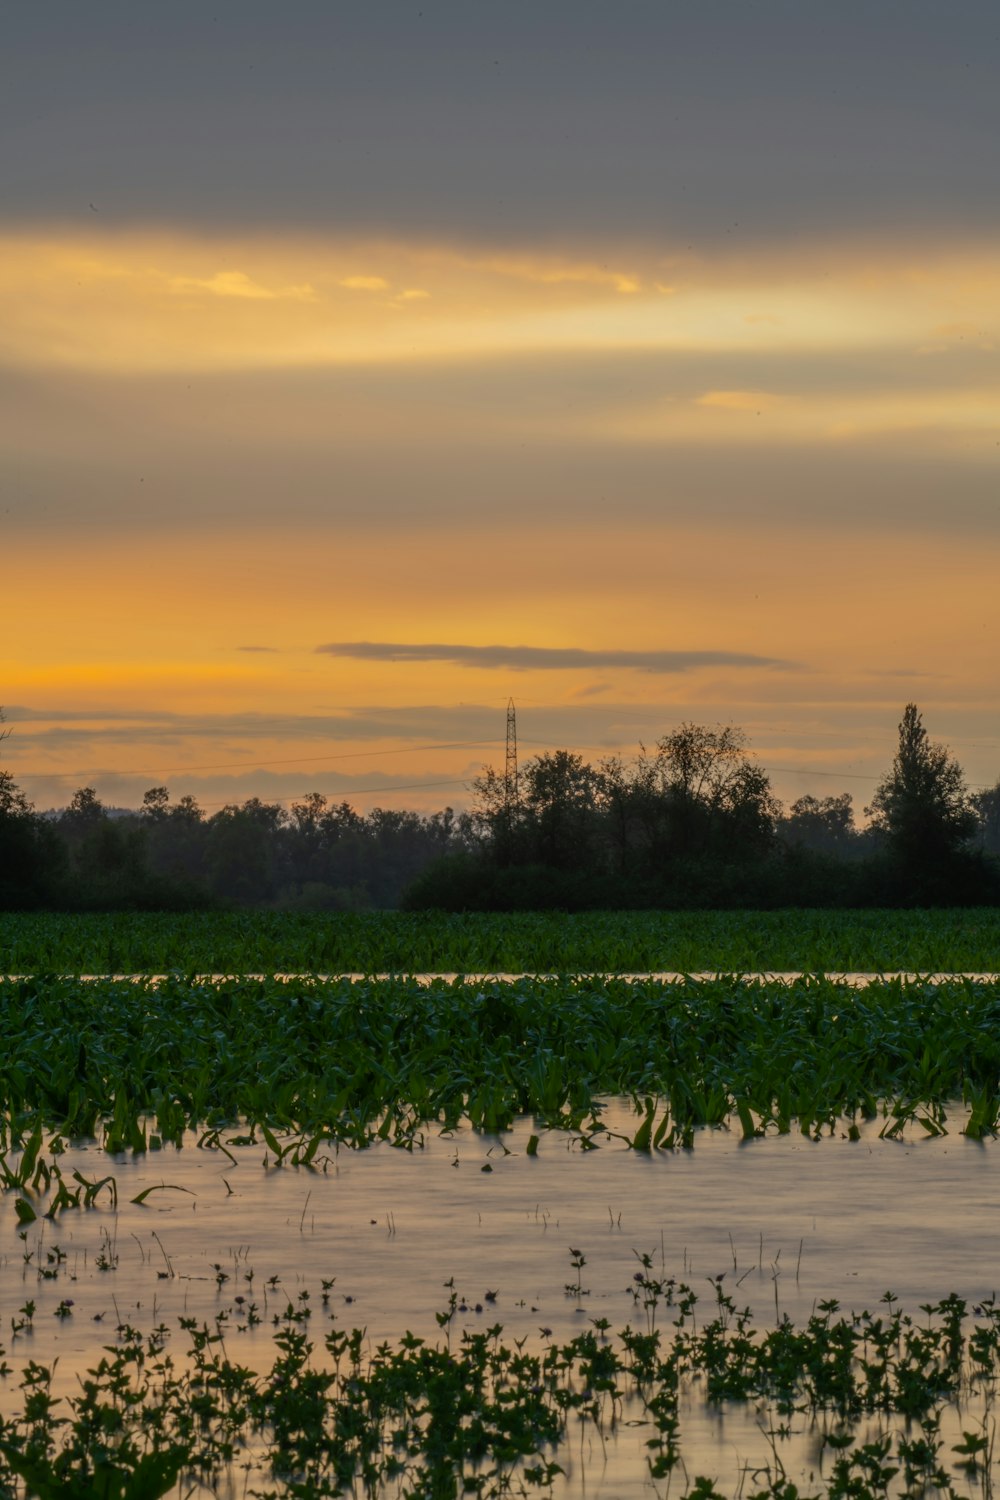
[504,697,519,809]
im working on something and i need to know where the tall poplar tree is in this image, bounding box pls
[866,704,975,868]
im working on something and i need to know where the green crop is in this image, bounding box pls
[1,975,999,1205]
[2,908,1000,974]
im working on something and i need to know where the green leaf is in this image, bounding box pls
[130,1184,195,1205]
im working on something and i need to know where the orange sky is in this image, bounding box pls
[3,230,998,815]
[3,4,1000,818]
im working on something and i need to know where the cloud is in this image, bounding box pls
[5,5,1000,253]
[4,706,495,750]
[388,286,432,308]
[696,390,780,411]
[930,321,981,339]
[315,642,796,672]
[6,231,1000,379]
[475,255,640,294]
[859,668,932,680]
[169,270,316,301]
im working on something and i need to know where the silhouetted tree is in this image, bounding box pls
[640,723,780,862]
[0,713,65,905]
[140,787,209,889]
[469,764,522,866]
[466,725,780,895]
[780,793,858,856]
[0,775,66,908]
[971,781,1000,857]
[865,704,975,872]
[474,751,604,872]
[58,786,106,871]
[0,770,31,819]
[141,785,171,822]
[61,785,105,830]
[206,798,287,904]
[52,786,155,903]
[522,751,604,869]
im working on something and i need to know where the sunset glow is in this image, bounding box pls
[3,5,999,817]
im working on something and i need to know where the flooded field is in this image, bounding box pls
[4,957,1000,1494]
[3,1103,999,1497]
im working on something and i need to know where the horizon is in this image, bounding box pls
[4,699,993,829]
[4,3,998,815]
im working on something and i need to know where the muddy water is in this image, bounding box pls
[2,1103,999,1496]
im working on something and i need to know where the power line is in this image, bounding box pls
[519,742,996,792]
[768,765,881,783]
[9,726,997,805]
[519,739,887,782]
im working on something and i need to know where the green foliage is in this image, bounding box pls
[3,703,1000,913]
[0,767,466,912]
[2,1283,1000,1498]
[5,907,1000,972]
[866,704,977,881]
[0,973,999,1182]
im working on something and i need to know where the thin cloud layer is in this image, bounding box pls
[315,642,797,673]
[5,232,998,376]
[168,271,316,301]
[4,7,998,245]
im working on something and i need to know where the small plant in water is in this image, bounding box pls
[565,1246,590,1301]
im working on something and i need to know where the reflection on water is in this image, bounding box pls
[16,971,1000,983]
[1,1101,998,1496]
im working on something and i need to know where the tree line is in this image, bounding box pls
[2,704,999,911]
[409,705,1000,909]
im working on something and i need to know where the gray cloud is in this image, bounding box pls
[5,362,998,542]
[4,705,507,745]
[3,4,998,245]
[315,642,797,673]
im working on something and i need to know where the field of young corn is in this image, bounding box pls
[1,910,999,1497]
[1,974,999,1167]
[2,907,1000,974]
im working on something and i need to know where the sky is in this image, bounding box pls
[3,1,999,818]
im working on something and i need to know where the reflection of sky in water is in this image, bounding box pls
[2,1104,997,1496]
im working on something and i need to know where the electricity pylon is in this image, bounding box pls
[504,698,519,811]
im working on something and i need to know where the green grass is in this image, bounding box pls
[3,908,1000,973]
